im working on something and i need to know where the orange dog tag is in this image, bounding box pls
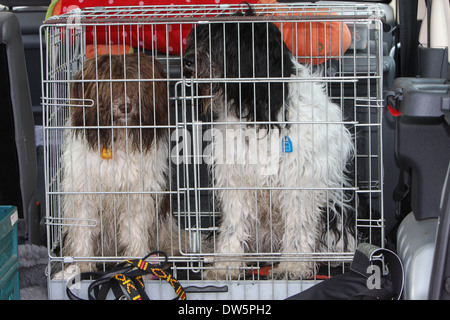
[101,147,112,160]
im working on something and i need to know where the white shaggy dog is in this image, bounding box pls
[56,53,175,277]
[184,8,355,279]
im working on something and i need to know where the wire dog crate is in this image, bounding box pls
[41,2,386,300]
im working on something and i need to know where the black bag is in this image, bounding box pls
[286,243,404,300]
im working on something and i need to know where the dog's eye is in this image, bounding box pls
[184,57,194,69]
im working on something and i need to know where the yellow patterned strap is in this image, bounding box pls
[126,258,187,300]
[67,252,186,300]
[113,273,145,300]
[149,267,187,300]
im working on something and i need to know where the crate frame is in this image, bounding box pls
[41,3,386,300]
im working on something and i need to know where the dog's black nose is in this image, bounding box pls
[118,103,133,114]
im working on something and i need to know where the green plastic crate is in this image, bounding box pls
[0,206,20,300]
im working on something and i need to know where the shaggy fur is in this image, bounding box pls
[184,7,355,279]
[57,53,175,277]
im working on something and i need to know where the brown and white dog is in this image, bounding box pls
[56,53,175,277]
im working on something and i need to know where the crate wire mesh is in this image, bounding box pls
[41,3,386,299]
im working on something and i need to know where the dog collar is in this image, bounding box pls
[101,147,112,159]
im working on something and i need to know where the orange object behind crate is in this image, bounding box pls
[249,265,330,280]
[47,0,350,64]
[47,0,259,57]
[258,0,352,65]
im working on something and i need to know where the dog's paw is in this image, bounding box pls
[271,261,316,280]
[205,261,244,280]
[52,264,82,280]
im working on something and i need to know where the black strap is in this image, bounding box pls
[66,251,186,300]
[398,0,420,77]
[129,261,187,300]
[386,86,411,224]
[393,168,410,221]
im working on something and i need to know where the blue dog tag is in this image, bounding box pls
[283,136,293,153]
